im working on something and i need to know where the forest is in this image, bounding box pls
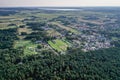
[0,29,120,80]
[0,7,120,80]
[0,45,120,80]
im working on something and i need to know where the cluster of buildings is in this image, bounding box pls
[67,20,112,52]
[81,34,111,51]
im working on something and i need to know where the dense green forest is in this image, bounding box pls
[0,29,120,80]
[0,47,120,80]
[0,29,18,49]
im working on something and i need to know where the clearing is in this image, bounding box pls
[50,22,79,34]
[14,40,38,56]
[48,39,69,52]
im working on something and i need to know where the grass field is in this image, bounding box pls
[0,19,23,29]
[17,27,33,39]
[0,23,17,29]
[50,22,79,34]
[0,23,9,29]
[14,40,38,56]
[14,40,30,48]
[24,43,38,56]
[48,39,68,52]
[111,37,120,41]
[18,27,32,34]
[46,29,61,37]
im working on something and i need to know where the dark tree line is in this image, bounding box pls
[25,22,55,42]
[25,31,53,42]
[0,46,120,80]
[0,28,18,49]
[27,22,46,30]
[0,10,17,16]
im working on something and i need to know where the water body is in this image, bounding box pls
[39,8,83,11]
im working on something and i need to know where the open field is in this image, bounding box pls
[18,27,32,34]
[14,40,30,48]
[78,18,103,25]
[0,23,17,29]
[46,29,62,37]
[0,23,9,29]
[24,43,38,56]
[14,40,38,56]
[35,12,73,20]
[0,15,24,29]
[48,39,68,52]
[17,27,33,39]
[50,22,79,33]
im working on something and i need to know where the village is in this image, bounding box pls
[1,8,118,56]
[16,14,115,54]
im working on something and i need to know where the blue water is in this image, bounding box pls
[39,8,83,11]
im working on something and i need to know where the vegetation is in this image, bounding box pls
[0,7,120,80]
[14,40,38,56]
[48,39,68,52]
[0,47,120,80]
[50,22,79,34]
[0,28,18,49]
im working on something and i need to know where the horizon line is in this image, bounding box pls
[0,6,120,8]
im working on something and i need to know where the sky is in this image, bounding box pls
[0,0,120,7]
